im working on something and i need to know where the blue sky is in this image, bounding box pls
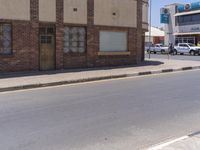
[152,0,197,27]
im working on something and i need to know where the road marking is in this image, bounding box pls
[0,69,199,95]
[147,136,189,150]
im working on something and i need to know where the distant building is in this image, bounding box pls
[145,26,165,45]
[163,2,200,45]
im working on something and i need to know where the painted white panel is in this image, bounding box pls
[64,0,87,24]
[94,0,137,27]
[100,31,128,52]
[0,0,30,20]
[39,0,56,22]
[142,3,148,23]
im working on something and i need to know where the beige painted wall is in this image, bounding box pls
[0,0,30,20]
[64,0,87,24]
[142,23,148,30]
[142,2,148,23]
[94,0,137,28]
[39,0,56,22]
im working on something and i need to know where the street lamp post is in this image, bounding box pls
[148,0,152,59]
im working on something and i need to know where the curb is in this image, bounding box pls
[0,66,200,93]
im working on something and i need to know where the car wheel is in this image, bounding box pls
[190,50,195,56]
[161,50,165,54]
[154,52,156,54]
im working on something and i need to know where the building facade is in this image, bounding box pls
[0,0,148,72]
[145,26,165,45]
[164,1,200,45]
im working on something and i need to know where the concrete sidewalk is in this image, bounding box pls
[0,58,200,92]
[147,132,200,150]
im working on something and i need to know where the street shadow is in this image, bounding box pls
[0,60,164,79]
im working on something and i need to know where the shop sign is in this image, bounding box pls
[160,8,169,24]
[178,1,200,12]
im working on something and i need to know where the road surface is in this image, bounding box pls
[0,70,200,150]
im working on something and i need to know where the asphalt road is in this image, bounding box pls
[1,70,200,150]
[145,53,200,61]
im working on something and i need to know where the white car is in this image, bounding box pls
[174,43,200,55]
[147,44,169,54]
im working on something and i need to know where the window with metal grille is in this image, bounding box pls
[0,24,12,55]
[64,27,86,53]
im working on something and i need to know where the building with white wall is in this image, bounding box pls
[145,26,165,45]
[163,1,200,45]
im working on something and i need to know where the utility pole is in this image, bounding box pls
[148,0,152,59]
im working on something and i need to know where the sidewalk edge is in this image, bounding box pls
[0,66,200,93]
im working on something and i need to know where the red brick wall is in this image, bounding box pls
[63,0,143,69]
[56,0,64,69]
[0,0,39,72]
[0,0,145,72]
[89,26,137,67]
[62,26,138,69]
[0,20,37,72]
[64,54,87,69]
[30,0,39,71]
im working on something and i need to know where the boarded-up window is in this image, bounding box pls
[0,24,12,54]
[100,31,128,52]
[64,27,86,53]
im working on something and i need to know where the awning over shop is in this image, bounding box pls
[174,32,200,35]
[174,10,200,17]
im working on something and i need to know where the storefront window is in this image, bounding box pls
[0,24,12,55]
[175,37,196,45]
[176,13,200,26]
[64,27,86,53]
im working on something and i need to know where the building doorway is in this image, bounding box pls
[39,26,55,71]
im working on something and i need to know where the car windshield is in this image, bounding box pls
[188,44,195,47]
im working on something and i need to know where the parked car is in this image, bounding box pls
[146,44,169,54]
[174,43,200,55]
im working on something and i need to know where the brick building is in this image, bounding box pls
[0,0,148,72]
